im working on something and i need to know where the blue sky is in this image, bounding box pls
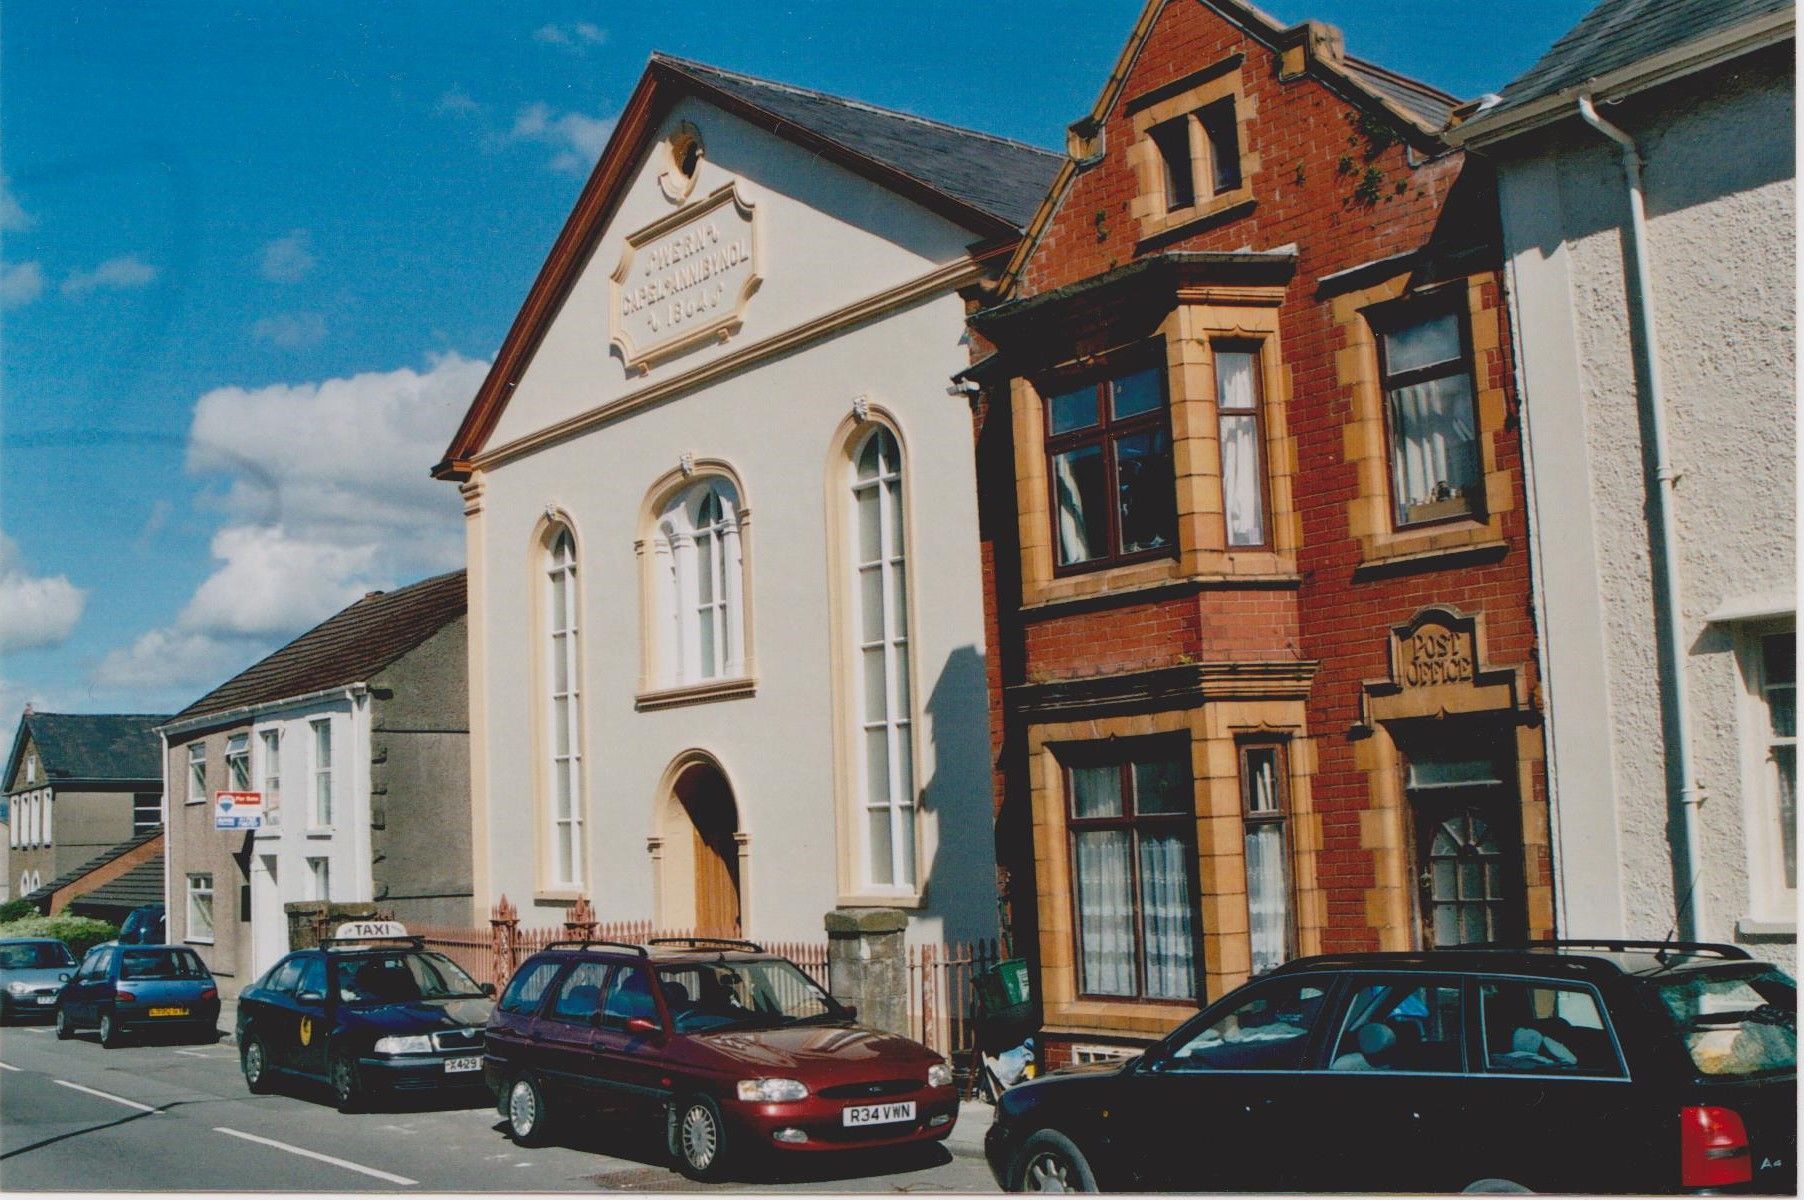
[0,0,1590,717]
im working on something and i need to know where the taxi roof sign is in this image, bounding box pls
[333,920,410,941]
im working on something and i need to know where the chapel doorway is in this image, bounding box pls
[673,761,742,938]
[1396,722,1526,948]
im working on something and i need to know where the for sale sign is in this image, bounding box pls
[214,790,263,830]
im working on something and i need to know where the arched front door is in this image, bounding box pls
[673,761,741,938]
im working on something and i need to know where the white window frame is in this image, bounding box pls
[25,756,36,785]
[849,428,917,892]
[226,733,251,792]
[310,719,333,829]
[545,528,584,888]
[186,873,215,944]
[653,480,746,687]
[187,742,207,805]
[1737,620,1796,925]
[41,791,52,847]
[307,856,330,902]
[132,792,161,835]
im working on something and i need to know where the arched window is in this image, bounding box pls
[653,479,746,685]
[544,528,584,887]
[849,428,916,889]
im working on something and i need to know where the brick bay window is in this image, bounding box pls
[1240,740,1296,975]
[1044,355,1176,572]
[1065,740,1198,1000]
[1374,301,1482,527]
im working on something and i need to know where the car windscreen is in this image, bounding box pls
[658,959,842,1033]
[335,951,485,1005]
[1655,966,1795,1081]
[0,942,75,969]
[119,948,209,980]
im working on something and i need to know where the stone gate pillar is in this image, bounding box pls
[824,908,907,1036]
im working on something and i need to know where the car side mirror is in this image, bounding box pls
[480,982,496,998]
[624,1017,660,1037]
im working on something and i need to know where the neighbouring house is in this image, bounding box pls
[1448,0,1795,965]
[24,827,165,924]
[432,54,1060,946]
[4,711,167,904]
[964,0,1549,1065]
[160,570,471,994]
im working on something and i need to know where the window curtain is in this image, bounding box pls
[1053,446,1104,565]
[1075,830,1134,995]
[1216,349,1265,546]
[1388,375,1477,512]
[1245,824,1288,975]
[1139,833,1195,998]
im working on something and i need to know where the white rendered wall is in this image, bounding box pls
[1500,58,1795,964]
[471,97,998,945]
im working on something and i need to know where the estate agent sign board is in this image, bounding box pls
[610,182,761,373]
[214,790,263,830]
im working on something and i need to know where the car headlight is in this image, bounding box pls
[736,1077,809,1102]
[372,1034,433,1055]
[927,1062,953,1088]
[6,981,30,995]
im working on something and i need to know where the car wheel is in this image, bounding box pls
[329,1050,363,1114]
[54,1007,73,1040]
[1010,1129,1099,1193]
[505,1073,553,1147]
[98,1011,123,1048]
[241,1034,274,1094]
[671,1094,730,1180]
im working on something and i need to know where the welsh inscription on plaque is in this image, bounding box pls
[610,182,760,372]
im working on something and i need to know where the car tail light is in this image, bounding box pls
[114,990,137,1003]
[200,988,218,1002]
[1681,1105,1752,1188]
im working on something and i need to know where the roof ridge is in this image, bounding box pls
[1341,53,1462,104]
[26,712,170,720]
[651,52,1061,160]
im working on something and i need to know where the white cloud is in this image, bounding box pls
[1,177,31,232]
[259,229,316,283]
[62,254,158,298]
[435,88,482,117]
[533,21,605,49]
[507,103,614,173]
[1,261,44,308]
[0,533,87,654]
[91,353,489,699]
[251,311,328,348]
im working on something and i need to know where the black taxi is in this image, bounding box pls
[236,922,496,1111]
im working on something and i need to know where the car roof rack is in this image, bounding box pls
[1525,938,1752,961]
[541,939,650,957]
[646,936,766,953]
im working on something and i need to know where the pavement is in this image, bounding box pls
[1,1016,1001,1192]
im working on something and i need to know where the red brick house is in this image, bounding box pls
[964,0,1551,1065]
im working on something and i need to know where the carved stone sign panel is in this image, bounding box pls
[1398,618,1477,690]
[610,182,761,373]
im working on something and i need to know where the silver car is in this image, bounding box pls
[0,938,77,1023]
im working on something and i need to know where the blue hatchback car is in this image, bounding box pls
[236,924,495,1112]
[56,943,220,1046]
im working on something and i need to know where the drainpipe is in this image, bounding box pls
[1576,94,1704,941]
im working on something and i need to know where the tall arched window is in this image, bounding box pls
[544,528,584,887]
[850,428,915,889]
[654,479,746,685]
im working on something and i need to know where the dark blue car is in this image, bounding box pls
[56,943,220,1046]
[236,930,495,1112]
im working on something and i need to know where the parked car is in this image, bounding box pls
[117,904,167,945]
[484,937,957,1179]
[0,937,77,1023]
[985,941,1795,1194]
[236,923,495,1112]
[56,943,219,1046]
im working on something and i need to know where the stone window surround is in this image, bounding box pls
[1010,287,1299,610]
[527,509,592,904]
[1127,68,1259,244]
[1335,272,1513,569]
[1028,695,1319,1041]
[822,407,929,909]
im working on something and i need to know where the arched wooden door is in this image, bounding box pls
[675,763,741,937]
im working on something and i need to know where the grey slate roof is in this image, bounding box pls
[24,826,163,909]
[170,570,466,728]
[652,54,1062,231]
[1485,0,1792,118]
[67,858,166,915]
[1342,56,1460,131]
[5,713,168,790]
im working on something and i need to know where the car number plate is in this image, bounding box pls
[148,1006,188,1017]
[444,1055,482,1073]
[36,995,56,1005]
[842,1101,915,1127]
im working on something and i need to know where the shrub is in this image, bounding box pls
[0,914,119,957]
[0,898,35,924]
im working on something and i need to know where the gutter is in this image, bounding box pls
[1576,94,1704,941]
[158,683,370,740]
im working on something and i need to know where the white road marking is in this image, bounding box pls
[54,1079,162,1113]
[212,1127,418,1186]
[0,1060,20,1071]
[172,1049,221,1058]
